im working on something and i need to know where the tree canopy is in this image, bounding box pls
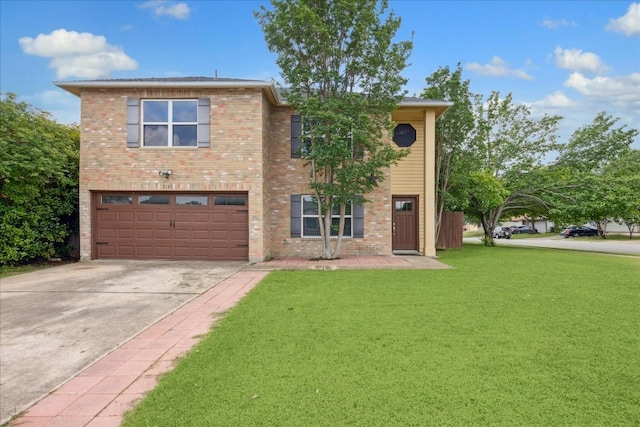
[461,92,562,244]
[548,113,639,237]
[421,63,477,241]
[256,0,412,258]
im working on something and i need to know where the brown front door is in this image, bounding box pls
[392,196,418,251]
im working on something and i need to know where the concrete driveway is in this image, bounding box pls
[0,260,246,424]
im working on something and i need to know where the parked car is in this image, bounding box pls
[560,225,599,238]
[509,225,536,234]
[493,227,511,239]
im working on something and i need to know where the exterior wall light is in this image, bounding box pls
[158,169,173,178]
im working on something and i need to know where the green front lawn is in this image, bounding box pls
[123,246,640,426]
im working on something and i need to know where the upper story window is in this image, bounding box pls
[291,115,360,159]
[142,100,197,147]
[127,97,210,149]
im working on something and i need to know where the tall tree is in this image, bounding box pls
[463,92,562,245]
[0,93,79,265]
[421,64,477,242]
[255,0,411,259]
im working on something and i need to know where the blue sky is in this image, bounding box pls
[1,0,639,148]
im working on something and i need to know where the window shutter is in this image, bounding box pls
[290,194,301,237]
[197,98,210,148]
[127,98,139,148]
[353,199,364,238]
[291,115,301,158]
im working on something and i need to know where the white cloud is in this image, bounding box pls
[541,18,576,29]
[564,72,640,110]
[606,2,640,36]
[18,29,137,79]
[140,0,190,19]
[532,91,578,109]
[553,46,608,74]
[466,56,534,80]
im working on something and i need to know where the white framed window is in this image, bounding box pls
[142,100,198,147]
[301,195,352,237]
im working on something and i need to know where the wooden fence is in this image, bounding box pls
[436,211,464,249]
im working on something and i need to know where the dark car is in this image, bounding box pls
[493,227,511,239]
[560,225,599,238]
[509,225,536,234]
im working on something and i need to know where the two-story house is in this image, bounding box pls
[55,77,451,263]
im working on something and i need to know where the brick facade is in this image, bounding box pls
[62,79,448,262]
[78,87,268,262]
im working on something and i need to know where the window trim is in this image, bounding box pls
[127,97,210,149]
[300,195,353,238]
[291,194,363,238]
[141,99,198,148]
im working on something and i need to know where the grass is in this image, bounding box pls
[0,262,62,278]
[591,234,640,241]
[510,232,555,239]
[122,246,640,426]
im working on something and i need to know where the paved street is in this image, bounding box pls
[464,236,640,255]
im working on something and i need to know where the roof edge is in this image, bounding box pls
[54,79,282,103]
[54,79,451,113]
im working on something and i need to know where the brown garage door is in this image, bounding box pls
[94,192,248,260]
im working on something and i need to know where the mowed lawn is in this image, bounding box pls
[122,246,640,426]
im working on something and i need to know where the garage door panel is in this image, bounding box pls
[156,247,172,257]
[211,213,230,223]
[191,247,211,256]
[117,229,134,238]
[155,229,172,239]
[136,229,153,239]
[95,192,248,261]
[191,213,210,223]
[97,245,115,257]
[136,212,153,222]
[98,211,117,221]
[211,230,229,240]
[230,231,248,241]
[155,212,172,222]
[118,212,135,222]
[117,246,135,256]
[192,230,209,240]
[97,229,116,239]
[173,230,191,240]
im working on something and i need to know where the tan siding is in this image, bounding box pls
[390,108,438,256]
[390,111,426,253]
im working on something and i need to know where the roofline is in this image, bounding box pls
[54,79,283,104]
[398,99,454,108]
[54,79,452,114]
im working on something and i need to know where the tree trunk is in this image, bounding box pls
[331,202,347,259]
[479,212,495,246]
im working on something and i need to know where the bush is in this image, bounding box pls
[0,93,79,265]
